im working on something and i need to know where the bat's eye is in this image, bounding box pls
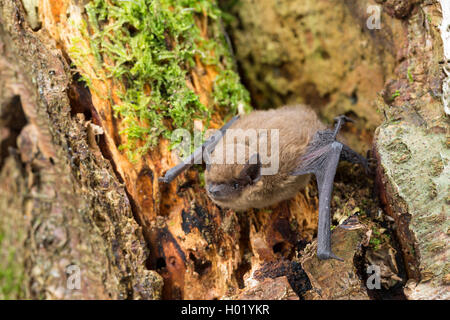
[233,183,239,190]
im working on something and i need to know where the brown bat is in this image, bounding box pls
[159,105,368,261]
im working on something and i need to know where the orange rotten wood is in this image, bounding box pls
[38,0,319,299]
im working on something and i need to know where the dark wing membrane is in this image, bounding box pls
[341,144,369,173]
[292,143,334,176]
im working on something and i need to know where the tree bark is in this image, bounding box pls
[373,0,450,299]
[0,0,163,299]
[0,0,448,300]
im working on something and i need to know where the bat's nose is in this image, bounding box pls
[208,185,220,196]
[208,184,224,198]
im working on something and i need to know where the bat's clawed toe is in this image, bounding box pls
[317,250,344,262]
[332,115,354,139]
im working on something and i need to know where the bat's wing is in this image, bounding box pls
[159,115,240,184]
[291,116,368,261]
[341,144,369,173]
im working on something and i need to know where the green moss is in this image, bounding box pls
[0,231,24,299]
[198,170,206,188]
[72,0,250,161]
[368,226,393,251]
[212,69,251,117]
[407,67,414,83]
[391,90,400,100]
[369,237,381,250]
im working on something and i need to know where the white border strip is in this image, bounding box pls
[439,0,450,115]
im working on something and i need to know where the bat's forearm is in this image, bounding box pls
[159,115,240,184]
[316,142,343,261]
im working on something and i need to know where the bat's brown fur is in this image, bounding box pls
[205,104,325,211]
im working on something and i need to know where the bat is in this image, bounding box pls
[159,105,368,261]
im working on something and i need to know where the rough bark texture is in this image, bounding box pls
[0,0,163,299]
[373,1,450,300]
[0,0,448,300]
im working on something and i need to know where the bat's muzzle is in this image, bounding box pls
[207,184,230,201]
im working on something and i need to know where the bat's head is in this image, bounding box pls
[205,142,262,210]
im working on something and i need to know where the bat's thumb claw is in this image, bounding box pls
[158,176,169,183]
[334,115,354,124]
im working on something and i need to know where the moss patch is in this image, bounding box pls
[71,0,250,160]
[0,230,24,299]
[212,69,251,116]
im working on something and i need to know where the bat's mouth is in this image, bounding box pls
[207,191,229,202]
[207,184,235,202]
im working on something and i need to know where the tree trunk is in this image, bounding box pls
[0,0,448,300]
[0,0,165,299]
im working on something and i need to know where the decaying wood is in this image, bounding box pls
[226,276,299,300]
[298,218,371,300]
[1,0,448,300]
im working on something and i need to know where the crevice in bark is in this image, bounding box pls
[188,252,212,277]
[0,95,27,170]
[254,259,312,299]
[352,229,407,300]
[374,149,422,282]
[66,69,153,264]
[234,212,252,289]
[68,76,93,121]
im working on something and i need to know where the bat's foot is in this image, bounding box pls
[317,249,344,262]
[292,114,365,264]
[341,145,369,174]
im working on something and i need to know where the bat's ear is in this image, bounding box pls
[240,153,262,184]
